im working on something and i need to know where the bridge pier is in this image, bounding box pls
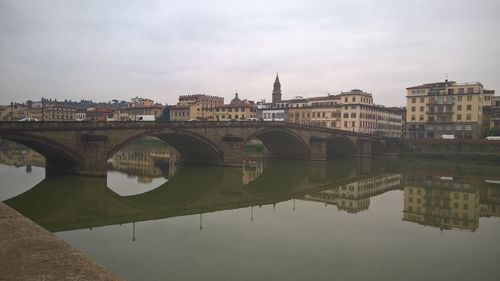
[309,138,327,161]
[221,136,245,167]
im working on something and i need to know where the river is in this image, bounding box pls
[1,139,500,281]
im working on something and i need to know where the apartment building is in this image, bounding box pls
[406,80,495,139]
[27,101,76,121]
[286,90,404,137]
[114,97,163,121]
[170,94,224,121]
[213,93,256,121]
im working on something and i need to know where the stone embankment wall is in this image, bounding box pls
[0,202,123,281]
[403,139,500,162]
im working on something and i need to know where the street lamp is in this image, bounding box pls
[10,102,13,121]
[41,99,45,122]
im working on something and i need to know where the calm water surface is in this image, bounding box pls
[1,141,500,281]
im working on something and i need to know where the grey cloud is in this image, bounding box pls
[1,0,499,106]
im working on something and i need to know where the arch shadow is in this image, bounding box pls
[1,134,81,172]
[245,128,310,160]
[108,129,223,166]
[326,136,358,158]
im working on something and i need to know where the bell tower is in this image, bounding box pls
[272,73,282,103]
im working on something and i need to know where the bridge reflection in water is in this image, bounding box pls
[2,139,500,234]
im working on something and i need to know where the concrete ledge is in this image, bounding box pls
[0,202,123,281]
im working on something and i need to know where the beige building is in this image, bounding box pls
[114,97,163,121]
[27,101,76,121]
[170,94,224,121]
[287,90,404,137]
[0,103,27,121]
[406,80,495,139]
[214,93,257,121]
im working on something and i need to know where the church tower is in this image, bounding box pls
[272,73,282,103]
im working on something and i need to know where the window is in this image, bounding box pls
[457,105,462,110]
[419,115,424,121]
[420,97,425,103]
[467,96,472,101]
[466,114,471,121]
[466,105,472,110]
[352,97,356,102]
[458,96,462,101]
[467,87,474,94]
[458,88,464,94]
[343,113,349,118]
[411,106,416,112]
[412,98,416,103]
[411,115,416,121]
[420,106,424,111]
[351,113,356,118]
[457,114,462,121]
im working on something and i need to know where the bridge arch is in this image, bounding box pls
[245,127,310,160]
[108,129,224,166]
[326,135,358,158]
[1,134,81,172]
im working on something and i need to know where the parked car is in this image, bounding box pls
[129,115,155,121]
[247,118,259,122]
[485,136,500,141]
[439,134,455,140]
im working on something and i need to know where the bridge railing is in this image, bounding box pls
[0,120,389,139]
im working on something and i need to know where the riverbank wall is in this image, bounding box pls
[402,139,500,162]
[0,202,123,281]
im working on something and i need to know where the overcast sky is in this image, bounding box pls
[1,0,499,106]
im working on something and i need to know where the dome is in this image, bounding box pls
[230,93,243,105]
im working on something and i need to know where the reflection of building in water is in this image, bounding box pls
[242,158,264,185]
[111,144,176,183]
[403,176,480,231]
[479,182,500,218]
[304,174,402,213]
[0,142,45,169]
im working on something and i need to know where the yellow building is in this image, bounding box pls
[214,93,257,121]
[403,178,480,231]
[406,80,495,139]
[170,94,224,121]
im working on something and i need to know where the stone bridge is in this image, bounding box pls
[0,121,402,175]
